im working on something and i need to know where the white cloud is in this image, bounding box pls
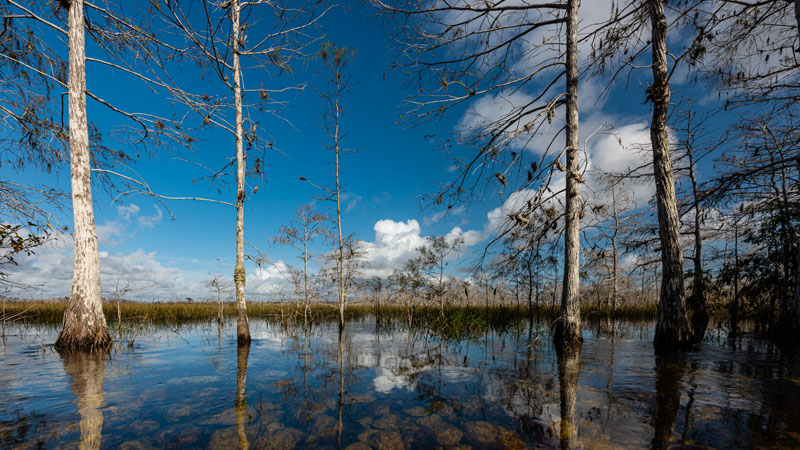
[3,231,205,300]
[96,202,164,246]
[96,220,128,246]
[445,226,482,247]
[343,193,363,213]
[117,204,140,220]
[584,121,654,209]
[358,219,483,278]
[249,260,292,295]
[137,207,163,228]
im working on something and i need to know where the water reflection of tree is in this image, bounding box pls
[236,344,250,450]
[337,326,345,447]
[61,350,107,450]
[651,353,686,450]
[557,351,580,449]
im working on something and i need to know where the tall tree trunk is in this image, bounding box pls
[56,0,110,351]
[788,243,800,349]
[217,283,223,326]
[554,0,582,355]
[611,183,619,317]
[794,0,800,48]
[729,223,741,336]
[334,83,345,331]
[304,240,310,320]
[232,0,250,345]
[687,144,708,343]
[648,0,692,351]
[527,256,534,326]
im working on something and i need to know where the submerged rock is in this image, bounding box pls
[207,428,239,450]
[464,420,499,444]
[372,414,400,430]
[404,406,428,417]
[118,439,156,450]
[251,422,303,449]
[309,414,338,438]
[129,419,160,434]
[358,429,405,450]
[433,426,463,446]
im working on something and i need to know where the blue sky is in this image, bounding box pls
[3,0,739,300]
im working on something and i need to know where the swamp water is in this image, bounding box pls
[1,317,799,449]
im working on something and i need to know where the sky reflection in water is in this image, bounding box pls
[0,318,799,449]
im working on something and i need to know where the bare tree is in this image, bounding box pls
[151,0,328,345]
[372,0,584,353]
[1,1,197,350]
[57,0,112,350]
[105,280,153,340]
[317,42,357,329]
[274,204,329,321]
[646,0,693,350]
[413,234,464,316]
[205,274,232,326]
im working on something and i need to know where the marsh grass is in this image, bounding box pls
[2,298,659,331]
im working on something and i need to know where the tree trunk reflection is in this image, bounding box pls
[236,344,250,450]
[558,350,580,449]
[651,353,686,450]
[61,351,106,450]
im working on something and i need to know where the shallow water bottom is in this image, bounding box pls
[1,318,799,449]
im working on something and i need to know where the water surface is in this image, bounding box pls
[1,318,799,448]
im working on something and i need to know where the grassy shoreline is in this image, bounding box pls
[0,298,661,327]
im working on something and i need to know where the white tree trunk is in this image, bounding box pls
[56,0,110,350]
[334,78,346,330]
[554,0,582,355]
[232,0,250,345]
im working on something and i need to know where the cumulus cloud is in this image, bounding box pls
[3,231,205,300]
[445,226,483,247]
[96,202,164,246]
[585,121,654,208]
[477,118,654,238]
[249,261,292,295]
[358,219,483,278]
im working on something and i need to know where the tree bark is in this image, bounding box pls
[648,0,692,351]
[611,183,619,317]
[232,0,250,346]
[56,0,111,351]
[554,0,582,356]
[334,69,346,331]
[789,242,800,349]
